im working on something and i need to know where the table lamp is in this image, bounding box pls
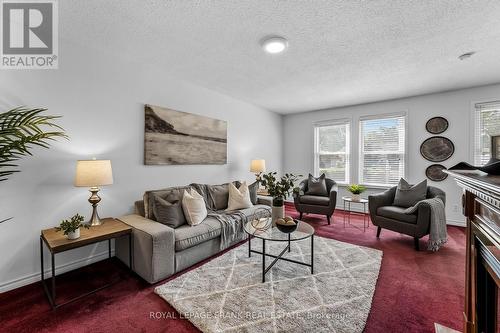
[250,159,266,182]
[74,159,113,226]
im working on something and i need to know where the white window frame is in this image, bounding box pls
[472,100,500,166]
[358,112,408,188]
[313,118,351,185]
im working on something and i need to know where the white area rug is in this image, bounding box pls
[155,236,382,333]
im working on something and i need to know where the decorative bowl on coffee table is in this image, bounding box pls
[276,219,300,233]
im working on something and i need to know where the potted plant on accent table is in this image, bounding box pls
[346,184,366,202]
[261,172,301,223]
[55,214,89,240]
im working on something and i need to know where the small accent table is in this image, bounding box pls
[244,219,314,283]
[342,196,370,231]
[40,218,132,309]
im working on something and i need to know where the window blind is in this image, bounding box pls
[314,121,350,184]
[359,115,406,186]
[474,101,500,165]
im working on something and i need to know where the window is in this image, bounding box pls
[474,101,500,166]
[359,114,406,186]
[314,120,350,184]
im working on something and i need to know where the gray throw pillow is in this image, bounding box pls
[393,178,428,208]
[207,183,230,210]
[248,181,259,205]
[152,195,186,228]
[306,173,328,196]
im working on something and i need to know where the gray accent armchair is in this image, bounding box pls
[293,178,338,224]
[368,186,446,250]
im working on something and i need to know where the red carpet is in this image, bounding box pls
[0,205,465,333]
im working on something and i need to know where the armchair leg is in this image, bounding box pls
[414,237,420,251]
[326,215,331,225]
[376,226,381,238]
[299,212,303,220]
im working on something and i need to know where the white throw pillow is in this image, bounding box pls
[182,188,208,226]
[226,182,254,211]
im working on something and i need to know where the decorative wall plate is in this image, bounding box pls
[425,164,448,181]
[420,136,454,162]
[426,117,449,134]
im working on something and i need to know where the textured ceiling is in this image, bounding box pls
[62,1,500,114]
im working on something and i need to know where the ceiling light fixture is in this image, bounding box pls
[261,36,288,54]
[458,52,475,60]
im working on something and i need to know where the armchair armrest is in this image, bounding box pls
[368,187,396,216]
[294,180,307,204]
[329,184,338,206]
[116,214,176,284]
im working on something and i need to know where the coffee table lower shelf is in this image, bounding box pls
[248,233,314,283]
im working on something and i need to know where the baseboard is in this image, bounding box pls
[445,219,466,227]
[0,250,115,293]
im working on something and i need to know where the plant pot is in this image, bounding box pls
[271,197,285,226]
[351,194,361,201]
[67,228,80,240]
[271,205,285,226]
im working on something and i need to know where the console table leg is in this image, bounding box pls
[40,237,44,283]
[51,252,56,304]
[129,233,133,268]
[108,239,111,258]
[288,234,291,252]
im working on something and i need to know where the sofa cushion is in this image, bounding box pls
[200,181,242,211]
[226,182,253,211]
[152,195,186,228]
[300,195,330,206]
[248,181,259,205]
[393,178,427,208]
[144,185,191,220]
[377,206,417,224]
[174,216,222,251]
[306,173,328,196]
[207,183,231,210]
[182,188,208,226]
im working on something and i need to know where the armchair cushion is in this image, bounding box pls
[300,195,330,206]
[306,174,328,196]
[377,206,417,224]
[393,178,427,208]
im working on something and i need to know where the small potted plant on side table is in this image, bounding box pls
[55,213,89,240]
[346,184,366,202]
[261,172,301,223]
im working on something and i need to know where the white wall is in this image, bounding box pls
[283,84,500,224]
[0,43,283,291]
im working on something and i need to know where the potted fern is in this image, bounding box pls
[346,184,366,201]
[55,214,89,240]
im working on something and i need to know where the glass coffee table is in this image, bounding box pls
[244,218,315,282]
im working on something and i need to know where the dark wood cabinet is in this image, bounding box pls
[447,171,500,333]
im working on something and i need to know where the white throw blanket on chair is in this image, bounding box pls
[404,197,447,251]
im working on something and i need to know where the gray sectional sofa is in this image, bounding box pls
[115,181,270,283]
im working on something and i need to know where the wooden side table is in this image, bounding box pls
[342,197,370,231]
[40,218,132,309]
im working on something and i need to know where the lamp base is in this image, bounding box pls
[87,187,103,226]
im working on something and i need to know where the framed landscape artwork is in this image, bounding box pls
[144,104,227,165]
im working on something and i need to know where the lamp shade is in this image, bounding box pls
[74,160,113,187]
[250,159,266,173]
